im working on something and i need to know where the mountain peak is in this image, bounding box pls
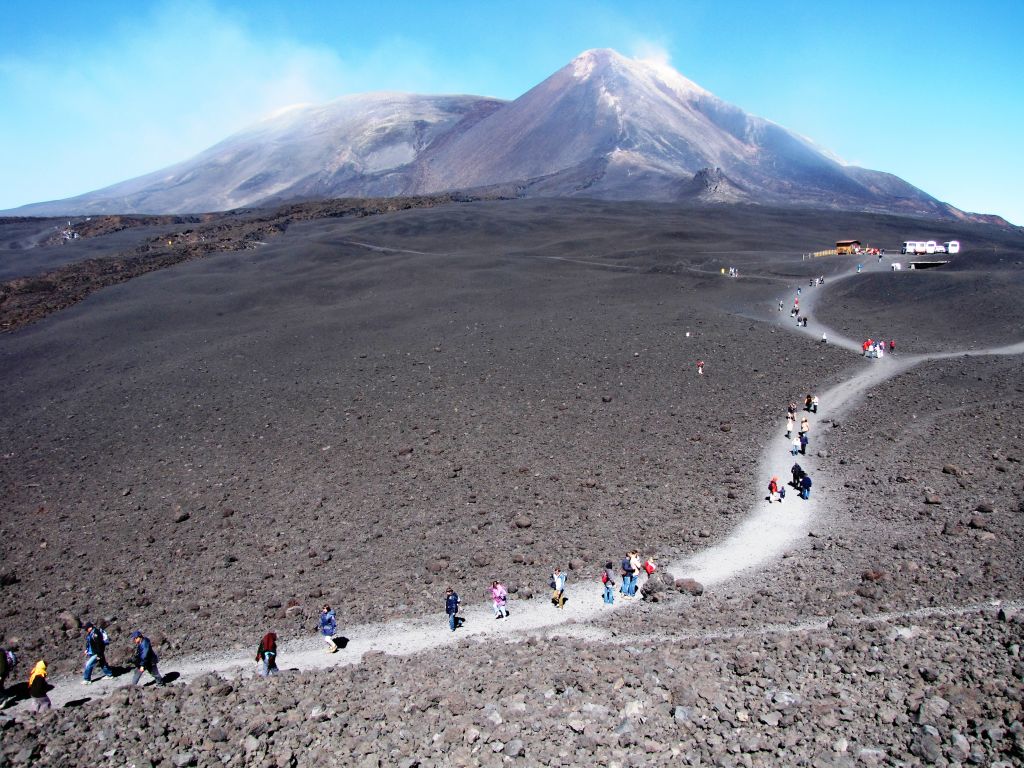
[568,48,709,100]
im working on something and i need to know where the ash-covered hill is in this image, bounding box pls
[5,50,1003,223]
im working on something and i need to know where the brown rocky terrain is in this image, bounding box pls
[0,199,1022,765]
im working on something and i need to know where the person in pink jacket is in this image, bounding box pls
[490,581,509,619]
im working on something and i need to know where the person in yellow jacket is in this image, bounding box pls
[28,660,51,712]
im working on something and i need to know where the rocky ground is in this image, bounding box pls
[0,199,1022,765]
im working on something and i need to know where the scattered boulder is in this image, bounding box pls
[426,560,449,574]
[173,506,191,523]
[923,492,941,505]
[942,464,962,476]
[57,611,80,631]
[975,501,995,514]
[640,572,675,601]
[513,515,532,529]
[675,578,704,596]
[0,571,17,587]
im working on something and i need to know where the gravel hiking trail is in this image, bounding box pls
[18,256,1024,712]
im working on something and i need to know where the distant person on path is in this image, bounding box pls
[445,588,460,631]
[804,395,813,412]
[785,414,795,438]
[490,581,509,619]
[620,552,636,598]
[28,660,51,712]
[800,474,813,500]
[799,417,810,436]
[791,463,804,488]
[811,395,819,414]
[550,568,567,609]
[787,402,797,420]
[129,631,165,686]
[255,632,279,677]
[629,551,643,596]
[791,435,801,456]
[602,562,617,605]
[319,605,339,653]
[821,332,827,344]
[778,300,783,312]
[697,360,704,375]
[767,476,780,503]
[890,340,896,354]
[800,432,809,455]
[82,622,113,684]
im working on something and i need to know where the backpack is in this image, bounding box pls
[644,560,656,575]
[601,572,609,585]
[779,486,786,499]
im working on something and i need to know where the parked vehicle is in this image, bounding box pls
[933,244,946,254]
[925,240,937,254]
[945,240,960,254]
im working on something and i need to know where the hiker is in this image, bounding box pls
[811,395,819,414]
[800,432,809,455]
[802,317,808,328]
[785,414,795,438]
[629,551,643,596]
[255,632,279,677]
[319,605,339,653]
[601,562,617,605]
[28,660,51,712]
[821,332,827,344]
[620,552,636,598]
[490,581,509,619]
[767,476,780,503]
[778,300,783,312]
[0,647,16,696]
[791,463,804,488]
[82,622,113,684]
[550,568,567,609]
[804,395,813,412]
[130,631,165,686]
[791,435,801,456]
[696,360,704,375]
[445,588,460,631]
[643,556,657,577]
[799,417,810,436]
[889,339,896,354]
[800,474,813,500]
[787,402,797,419]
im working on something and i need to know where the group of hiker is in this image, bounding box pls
[770,397,817,502]
[862,338,895,358]
[0,626,163,712]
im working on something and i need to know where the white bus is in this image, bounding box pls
[901,241,927,255]
[944,240,960,254]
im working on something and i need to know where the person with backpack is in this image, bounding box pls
[82,622,113,684]
[318,605,338,653]
[129,631,165,686]
[800,474,813,500]
[255,632,279,677]
[490,581,509,619]
[28,660,51,712]
[445,588,461,631]
[800,432,809,455]
[550,568,567,609]
[791,463,805,488]
[767,476,780,503]
[601,562,617,605]
[628,551,643,596]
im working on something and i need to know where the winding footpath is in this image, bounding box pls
[9,255,1024,712]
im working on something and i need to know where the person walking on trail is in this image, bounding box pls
[791,463,805,489]
[804,395,813,412]
[800,432,809,455]
[28,660,51,712]
[821,332,827,344]
[799,417,810,436]
[550,568,568,609]
[619,552,635,598]
[785,414,795,438]
[787,402,797,420]
[445,588,460,631]
[82,622,113,684]
[778,300,783,312]
[800,474,813,500]
[601,562,617,605]
[697,360,704,375]
[767,476,780,503]
[811,395,819,414]
[130,631,165,686]
[791,435,801,456]
[889,339,896,354]
[319,605,339,653]
[255,632,279,677]
[490,581,509,619]
[629,551,643,595]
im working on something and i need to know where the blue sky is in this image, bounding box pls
[2,0,1021,223]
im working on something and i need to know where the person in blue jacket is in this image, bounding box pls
[800,474,813,500]
[445,588,461,631]
[319,605,338,653]
[129,631,164,686]
[82,622,113,684]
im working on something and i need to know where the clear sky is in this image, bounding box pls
[2,0,1021,223]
